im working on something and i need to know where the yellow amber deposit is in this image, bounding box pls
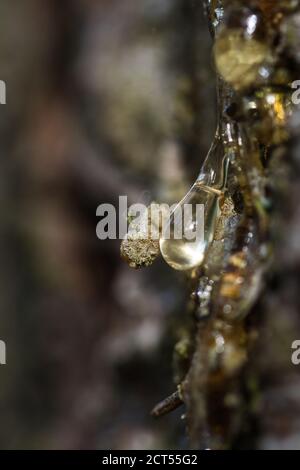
[214,29,269,90]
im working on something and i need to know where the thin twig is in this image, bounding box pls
[151,390,184,418]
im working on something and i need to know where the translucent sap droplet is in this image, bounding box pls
[159,122,232,271]
[159,184,222,271]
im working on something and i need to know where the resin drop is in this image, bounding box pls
[214,7,269,91]
[159,183,222,271]
[160,131,231,271]
[214,30,268,90]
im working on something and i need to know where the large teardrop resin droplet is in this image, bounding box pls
[159,183,222,271]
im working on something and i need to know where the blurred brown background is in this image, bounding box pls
[2,0,300,450]
[0,0,215,449]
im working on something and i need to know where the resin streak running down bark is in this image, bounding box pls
[120,0,300,449]
[181,0,299,449]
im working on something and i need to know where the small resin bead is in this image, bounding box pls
[214,7,269,90]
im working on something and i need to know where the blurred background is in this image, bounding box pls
[1,0,300,451]
[0,0,215,449]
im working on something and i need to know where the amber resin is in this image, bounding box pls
[121,0,300,450]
